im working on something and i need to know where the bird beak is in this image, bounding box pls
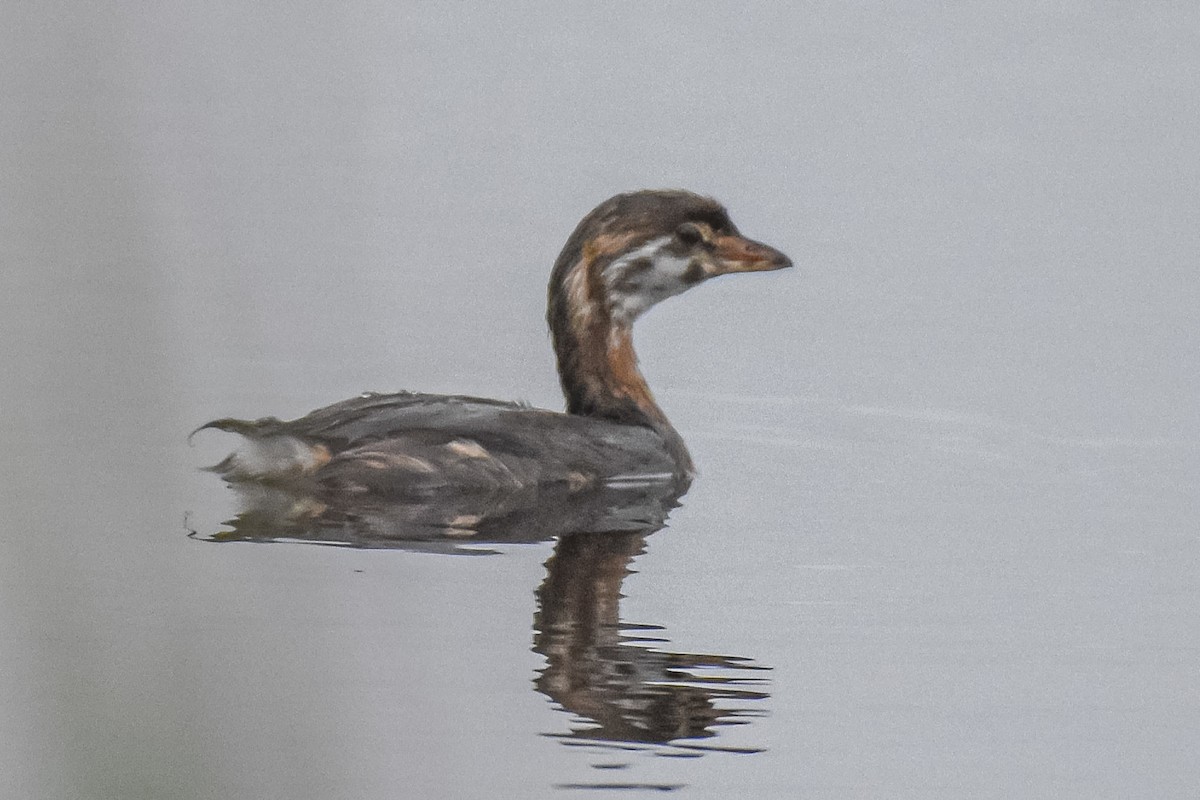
[712,234,793,274]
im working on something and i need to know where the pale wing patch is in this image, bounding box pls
[446,439,490,459]
[566,470,595,491]
[444,514,482,537]
[308,443,332,471]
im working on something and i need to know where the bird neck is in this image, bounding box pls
[563,320,664,424]
[549,301,693,473]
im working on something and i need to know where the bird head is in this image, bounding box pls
[549,190,791,327]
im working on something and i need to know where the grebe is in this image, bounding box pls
[197,190,790,495]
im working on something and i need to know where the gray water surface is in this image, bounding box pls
[3,3,1198,798]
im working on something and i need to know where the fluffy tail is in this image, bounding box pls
[190,417,329,482]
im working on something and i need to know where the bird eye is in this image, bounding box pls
[675,222,705,246]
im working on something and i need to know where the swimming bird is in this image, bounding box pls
[196,190,791,495]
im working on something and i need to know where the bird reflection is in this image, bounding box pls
[200,477,770,752]
[536,530,769,749]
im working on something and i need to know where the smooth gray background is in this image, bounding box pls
[3,3,1197,798]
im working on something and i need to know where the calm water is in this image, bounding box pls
[3,3,1198,798]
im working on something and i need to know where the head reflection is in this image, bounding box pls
[201,477,770,752]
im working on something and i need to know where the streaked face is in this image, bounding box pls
[601,218,792,324]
